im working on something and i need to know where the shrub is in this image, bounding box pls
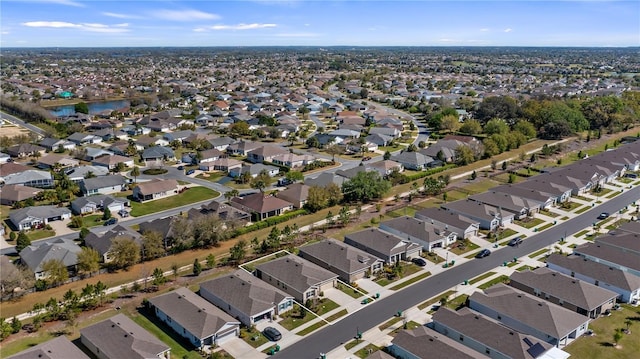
[232,209,308,236]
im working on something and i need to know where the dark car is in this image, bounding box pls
[185,169,195,175]
[277,178,292,186]
[362,156,372,161]
[597,212,610,220]
[263,326,282,341]
[177,165,184,171]
[104,218,118,226]
[507,237,523,247]
[412,258,427,267]
[475,249,491,258]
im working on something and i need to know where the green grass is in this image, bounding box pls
[129,187,219,216]
[538,222,554,231]
[528,248,550,258]
[278,304,315,330]
[129,311,202,359]
[423,252,445,264]
[451,241,480,256]
[345,339,360,351]
[326,309,348,322]
[478,275,510,290]
[296,320,327,336]
[605,191,622,199]
[195,172,224,182]
[559,202,583,211]
[336,283,366,298]
[575,229,590,237]
[565,304,640,359]
[445,294,469,310]
[26,229,56,241]
[418,290,456,310]
[240,327,270,348]
[515,217,545,229]
[313,298,340,316]
[355,344,380,358]
[575,206,591,214]
[379,316,403,331]
[516,265,537,272]
[390,272,432,291]
[468,271,497,285]
[74,214,105,228]
[539,209,560,218]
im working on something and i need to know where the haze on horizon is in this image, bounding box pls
[1,0,639,48]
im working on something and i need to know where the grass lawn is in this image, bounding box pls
[390,272,432,291]
[296,320,327,336]
[451,241,480,256]
[469,271,497,285]
[314,298,340,316]
[129,187,219,216]
[278,304,315,330]
[345,339,360,350]
[478,275,510,290]
[515,217,545,229]
[391,321,422,335]
[379,316,403,331]
[538,222,555,231]
[240,328,269,348]
[77,214,105,228]
[605,191,622,199]
[355,344,380,358]
[575,229,590,237]
[376,263,421,287]
[445,294,469,310]
[336,282,366,299]
[326,309,348,322]
[195,172,225,182]
[539,209,560,218]
[565,304,640,359]
[129,310,202,359]
[575,206,591,214]
[26,229,56,241]
[516,265,537,272]
[418,290,456,310]
[423,252,445,264]
[558,202,583,211]
[528,248,550,259]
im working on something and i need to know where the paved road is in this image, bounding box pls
[276,186,640,359]
[1,111,47,137]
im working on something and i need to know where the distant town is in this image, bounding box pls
[1,47,640,359]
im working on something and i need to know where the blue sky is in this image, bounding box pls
[1,1,639,47]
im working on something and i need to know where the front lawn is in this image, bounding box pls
[528,248,549,259]
[515,217,545,229]
[240,327,269,348]
[26,229,56,241]
[418,290,456,310]
[195,172,225,182]
[129,187,219,216]
[478,275,510,290]
[278,304,315,330]
[336,282,366,299]
[468,271,497,285]
[450,240,480,255]
[129,311,202,359]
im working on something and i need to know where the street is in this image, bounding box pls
[1,111,47,137]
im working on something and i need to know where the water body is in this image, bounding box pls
[49,100,130,117]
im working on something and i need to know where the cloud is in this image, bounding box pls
[480,28,489,32]
[150,9,220,22]
[22,21,129,33]
[504,28,513,33]
[1,31,10,35]
[102,12,142,20]
[274,32,319,38]
[15,0,85,7]
[195,23,277,31]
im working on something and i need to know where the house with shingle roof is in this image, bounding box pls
[276,183,309,209]
[390,151,434,171]
[199,157,242,172]
[39,137,76,151]
[469,191,543,219]
[468,284,591,347]
[0,184,42,206]
[254,254,338,302]
[365,160,404,178]
[344,228,422,265]
[1,169,53,188]
[133,179,180,202]
[442,199,506,230]
[6,143,46,158]
[91,154,134,170]
[149,287,240,348]
[380,216,456,251]
[141,146,175,166]
[19,238,81,279]
[80,175,127,196]
[389,326,483,359]
[84,225,142,263]
[230,193,293,221]
[10,205,71,231]
[71,194,127,215]
[271,153,316,168]
[7,336,90,359]
[247,145,290,164]
[229,163,280,178]
[80,313,170,359]
[298,238,384,283]
[199,270,294,326]
[37,153,79,170]
[509,268,617,318]
[226,140,261,156]
[188,201,250,222]
[573,238,640,277]
[546,253,640,304]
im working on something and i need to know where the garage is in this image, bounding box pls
[215,327,239,345]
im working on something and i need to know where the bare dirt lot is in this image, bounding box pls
[0,124,30,138]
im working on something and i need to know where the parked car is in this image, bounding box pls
[277,178,292,186]
[104,218,118,226]
[362,156,372,161]
[475,249,491,258]
[412,257,427,266]
[507,237,523,247]
[177,165,184,171]
[118,209,129,218]
[624,173,638,179]
[263,326,282,341]
[185,169,195,175]
[597,212,610,220]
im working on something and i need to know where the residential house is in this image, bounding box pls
[229,163,280,178]
[136,135,169,148]
[247,145,290,164]
[6,336,90,359]
[419,140,464,163]
[71,194,127,215]
[163,130,195,143]
[365,133,394,147]
[305,172,347,188]
[81,175,127,196]
[546,253,640,304]
[83,147,114,161]
[84,225,142,263]
[389,326,483,359]
[573,239,640,277]
[39,138,76,151]
[37,153,79,170]
[9,205,71,231]
[133,179,180,202]
[138,217,175,246]
[514,178,572,204]
[66,165,109,182]
[276,183,309,209]
[366,160,404,178]
[369,127,401,138]
[230,193,293,221]
[344,228,423,265]
[67,132,102,145]
[80,313,170,359]
[254,254,338,302]
[509,268,618,318]
[226,140,261,156]
[492,184,557,210]
[198,149,224,164]
[390,152,434,171]
[469,191,543,220]
[468,284,591,347]
[442,200,505,230]
[271,153,316,168]
[199,270,294,326]
[208,136,236,151]
[19,238,81,280]
[431,307,569,359]
[91,154,134,170]
[380,216,457,251]
[149,287,240,348]
[595,231,640,256]
[0,184,42,206]
[199,157,242,172]
[298,238,384,283]
[328,129,360,141]
[1,169,54,188]
[0,152,10,163]
[6,143,46,158]
[141,146,176,166]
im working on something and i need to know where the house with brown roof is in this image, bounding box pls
[271,153,316,168]
[199,157,242,172]
[133,179,180,202]
[247,145,290,163]
[149,287,240,348]
[37,153,79,170]
[5,143,46,158]
[509,268,617,318]
[276,183,309,209]
[572,239,640,278]
[80,313,170,359]
[0,184,42,206]
[188,201,250,222]
[230,193,293,221]
[254,254,338,302]
[365,160,404,177]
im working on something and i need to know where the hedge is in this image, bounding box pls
[232,209,309,236]
[403,164,457,182]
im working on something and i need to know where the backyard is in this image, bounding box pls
[128,186,220,216]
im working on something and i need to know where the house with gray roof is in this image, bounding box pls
[80,313,170,359]
[188,201,250,222]
[230,193,293,221]
[83,147,114,161]
[509,267,617,318]
[19,238,81,279]
[199,270,294,326]
[229,163,280,178]
[389,325,483,359]
[365,160,404,178]
[369,127,401,138]
[468,284,591,347]
[493,184,557,210]
[65,165,109,182]
[85,225,142,263]
[442,199,506,230]
[573,240,640,277]
[595,231,640,256]
[390,151,434,171]
[141,146,175,166]
[380,216,456,251]
[431,307,569,359]
[5,143,46,158]
[514,177,572,204]
[414,207,480,239]
[546,253,640,304]
[246,145,290,163]
[9,205,71,231]
[67,132,102,145]
[208,136,236,151]
[298,238,384,282]
[226,140,261,156]
[7,336,90,359]
[254,254,338,302]
[81,175,127,196]
[365,133,394,147]
[1,169,53,188]
[39,137,76,151]
[133,179,179,202]
[469,191,543,219]
[71,194,127,215]
[149,287,240,348]
[305,172,347,188]
[344,228,422,265]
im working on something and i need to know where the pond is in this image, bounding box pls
[49,99,130,117]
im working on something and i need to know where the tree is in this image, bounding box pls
[342,171,391,203]
[326,183,343,206]
[152,268,166,286]
[77,247,100,277]
[482,138,500,157]
[230,121,250,136]
[110,236,141,270]
[171,263,179,280]
[306,136,320,149]
[513,120,537,139]
[250,170,272,192]
[0,259,33,299]
[170,216,194,251]
[192,215,229,248]
[41,259,69,287]
[338,206,351,227]
[206,253,216,268]
[16,231,30,252]
[459,119,483,135]
[475,96,518,124]
[130,166,140,183]
[142,231,165,261]
[613,329,623,347]
[102,207,111,221]
[383,151,391,160]
[224,189,240,200]
[407,144,418,152]
[483,118,510,135]
[79,227,90,242]
[326,144,345,162]
[455,145,475,166]
[229,240,247,263]
[70,215,84,229]
[305,185,329,212]
[74,102,89,114]
[470,170,477,180]
[502,161,508,170]
[1,318,13,340]
[285,171,304,183]
[423,178,445,196]
[441,114,461,133]
[192,259,202,276]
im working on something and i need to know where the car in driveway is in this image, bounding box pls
[263,326,282,341]
[507,237,523,247]
[475,249,491,258]
[185,169,195,175]
[412,257,427,266]
[597,212,610,220]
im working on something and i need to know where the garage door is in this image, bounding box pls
[215,328,238,345]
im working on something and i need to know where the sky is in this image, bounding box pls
[1,0,639,47]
